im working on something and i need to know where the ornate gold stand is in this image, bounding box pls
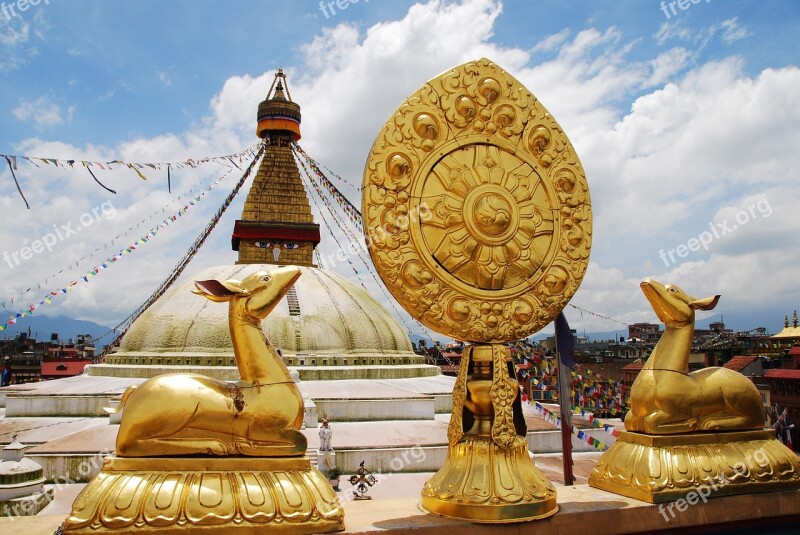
[361,58,591,523]
[589,429,800,503]
[421,344,558,523]
[62,457,344,534]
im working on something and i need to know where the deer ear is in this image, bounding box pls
[193,280,236,302]
[690,295,720,311]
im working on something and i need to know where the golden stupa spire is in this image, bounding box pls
[232,69,320,266]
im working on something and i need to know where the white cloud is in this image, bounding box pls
[0,12,32,70]
[0,5,49,71]
[583,58,800,241]
[12,96,71,129]
[655,17,750,49]
[0,14,30,46]
[654,20,693,46]
[157,70,173,87]
[647,47,692,86]
[716,17,749,44]
[532,29,570,54]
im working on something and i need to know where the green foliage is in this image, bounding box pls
[326,466,343,480]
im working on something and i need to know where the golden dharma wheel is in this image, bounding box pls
[362,58,592,343]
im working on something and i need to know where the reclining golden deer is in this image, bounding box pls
[110,266,306,457]
[625,279,763,434]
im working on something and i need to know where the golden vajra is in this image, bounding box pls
[362,57,592,344]
[362,57,593,523]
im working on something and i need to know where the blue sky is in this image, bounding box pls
[4,1,797,148]
[1,0,799,339]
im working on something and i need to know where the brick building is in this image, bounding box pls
[1,333,96,384]
[628,323,661,344]
[764,369,800,422]
[723,355,763,377]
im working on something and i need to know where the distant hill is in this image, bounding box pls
[0,314,112,350]
[410,330,630,345]
[530,330,628,343]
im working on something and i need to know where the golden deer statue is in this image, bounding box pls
[625,279,764,434]
[110,266,306,457]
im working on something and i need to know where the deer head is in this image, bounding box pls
[640,279,719,327]
[193,266,301,320]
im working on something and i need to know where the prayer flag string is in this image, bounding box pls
[514,340,629,416]
[4,155,30,209]
[95,143,266,350]
[292,143,362,231]
[1,146,264,334]
[0,144,260,205]
[3,169,229,308]
[295,146,429,342]
[533,401,613,452]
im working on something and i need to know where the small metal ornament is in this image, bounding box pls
[349,461,377,500]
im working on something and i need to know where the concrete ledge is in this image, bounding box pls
[5,395,117,417]
[0,488,54,518]
[103,350,429,368]
[297,365,441,380]
[0,388,36,409]
[85,364,238,379]
[86,363,441,380]
[316,397,435,421]
[332,446,448,474]
[433,394,452,414]
[25,454,106,483]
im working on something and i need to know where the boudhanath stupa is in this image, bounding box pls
[0,70,458,483]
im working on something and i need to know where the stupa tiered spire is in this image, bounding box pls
[232,69,320,266]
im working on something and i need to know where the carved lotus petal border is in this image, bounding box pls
[63,464,344,534]
[362,58,592,342]
[588,431,800,503]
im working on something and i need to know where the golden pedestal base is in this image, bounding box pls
[421,436,558,523]
[62,456,344,534]
[589,429,800,503]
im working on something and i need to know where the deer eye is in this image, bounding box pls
[261,275,271,282]
[667,287,678,293]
